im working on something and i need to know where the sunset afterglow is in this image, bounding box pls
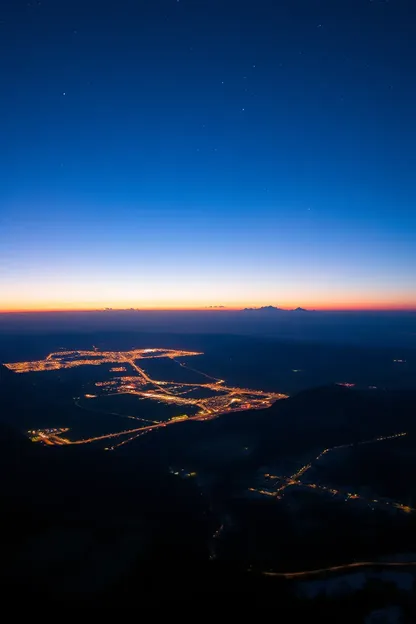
[3,0,416,602]
[2,0,416,315]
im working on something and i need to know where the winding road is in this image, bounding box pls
[262,559,416,580]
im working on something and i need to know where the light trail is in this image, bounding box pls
[173,358,223,383]
[108,429,151,450]
[262,560,416,580]
[249,432,413,514]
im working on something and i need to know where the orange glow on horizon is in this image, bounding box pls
[1,300,416,314]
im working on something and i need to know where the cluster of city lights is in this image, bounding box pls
[7,347,287,449]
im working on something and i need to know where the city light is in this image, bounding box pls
[8,347,288,449]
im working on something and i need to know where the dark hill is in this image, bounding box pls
[2,374,416,604]
[242,305,308,313]
[243,305,283,312]
[251,385,416,461]
[134,385,416,471]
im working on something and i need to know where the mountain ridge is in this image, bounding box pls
[242,305,309,312]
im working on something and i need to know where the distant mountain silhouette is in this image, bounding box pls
[102,308,141,312]
[242,305,308,312]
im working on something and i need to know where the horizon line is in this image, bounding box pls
[1,306,416,314]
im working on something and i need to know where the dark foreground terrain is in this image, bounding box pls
[1,332,416,619]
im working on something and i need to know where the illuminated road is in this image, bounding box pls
[252,434,416,576]
[31,397,277,449]
[9,347,287,448]
[249,432,414,514]
[262,559,416,580]
[121,355,174,397]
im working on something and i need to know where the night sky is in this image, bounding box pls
[2,0,416,311]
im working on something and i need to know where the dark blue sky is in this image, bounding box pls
[2,0,416,310]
